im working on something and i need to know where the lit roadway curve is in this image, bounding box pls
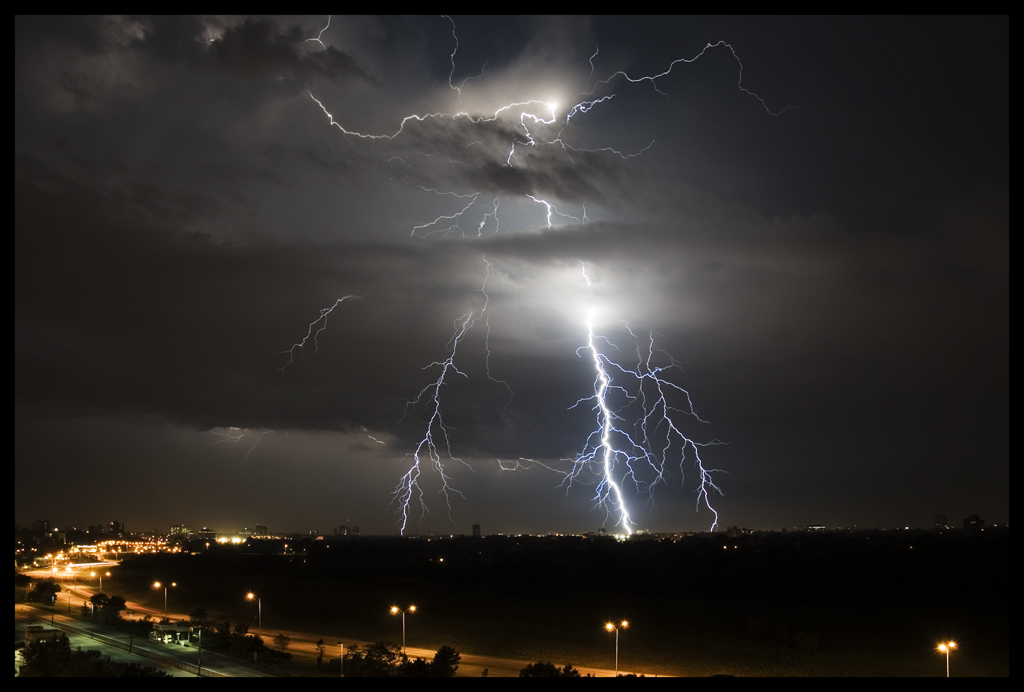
[23,571,650,677]
[42,587,647,676]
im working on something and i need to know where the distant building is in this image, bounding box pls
[170,525,191,536]
[32,520,50,533]
[933,515,949,530]
[472,523,481,538]
[351,526,360,536]
[108,521,125,538]
[963,514,985,536]
[194,527,216,542]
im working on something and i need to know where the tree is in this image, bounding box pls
[103,595,126,624]
[345,642,402,677]
[19,638,170,677]
[431,645,461,677]
[519,661,582,677]
[27,580,60,604]
[19,637,71,676]
[397,656,433,677]
[189,607,212,637]
[273,633,291,654]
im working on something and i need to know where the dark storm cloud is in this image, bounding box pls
[16,16,1007,533]
[207,17,375,86]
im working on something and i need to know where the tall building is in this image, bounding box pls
[963,514,985,536]
[472,523,481,538]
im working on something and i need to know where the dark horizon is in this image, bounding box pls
[16,16,1008,536]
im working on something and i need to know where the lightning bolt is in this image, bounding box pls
[209,427,274,461]
[277,296,358,371]
[394,258,512,533]
[293,17,784,532]
[306,21,788,239]
[565,309,725,534]
[302,15,331,50]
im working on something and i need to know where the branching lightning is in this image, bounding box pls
[209,427,274,461]
[563,306,726,534]
[393,257,512,533]
[289,16,785,532]
[277,296,358,371]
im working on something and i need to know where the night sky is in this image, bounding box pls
[15,16,1008,536]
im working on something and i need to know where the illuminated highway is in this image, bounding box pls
[17,580,643,677]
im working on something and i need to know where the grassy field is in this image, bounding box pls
[103,559,1007,677]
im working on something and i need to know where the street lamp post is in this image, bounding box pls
[338,642,345,677]
[127,610,135,653]
[938,641,957,677]
[154,581,176,618]
[246,593,262,637]
[390,605,416,654]
[193,627,203,674]
[605,620,629,675]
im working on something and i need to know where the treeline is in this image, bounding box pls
[18,638,169,677]
[188,607,290,662]
[330,641,460,677]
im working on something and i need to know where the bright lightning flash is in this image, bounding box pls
[565,311,724,533]
[290,17,783,533]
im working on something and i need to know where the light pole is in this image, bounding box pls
[938,641,957,677]
[154,581,176,618]
[127,610,135,653]
[605,620,629,675]
[390,605,416,654]
[246,593,262,637]
[193,626,203,674]
[338,642,345,677]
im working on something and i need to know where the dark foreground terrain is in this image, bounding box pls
[81,529,1010,676]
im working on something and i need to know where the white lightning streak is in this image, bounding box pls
[303,15,331,50]
[565,314,725,533]
[394,258,511,533]
[297,20,781,531]
[208,428,274,461]
[277,296,358,371]
[589,40,790,117]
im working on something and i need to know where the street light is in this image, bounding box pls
[153,581,176,618]
[127,610,135,653]
[93,570,110,594]
[938,640,957,677]
[338,642,345,677]
[246,593,262,637]
[605,620,629,675]
[390,605,416,654]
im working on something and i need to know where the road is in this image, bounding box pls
[20,571,646,677]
